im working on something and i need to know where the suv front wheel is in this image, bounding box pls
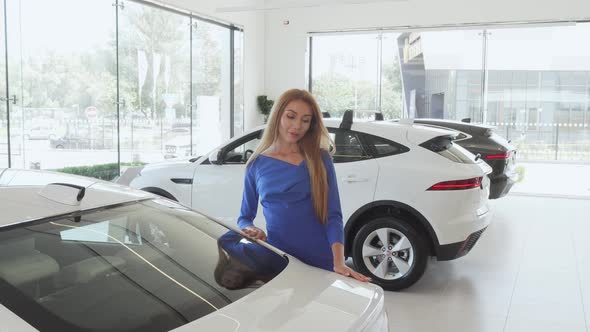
[352,216,428,291]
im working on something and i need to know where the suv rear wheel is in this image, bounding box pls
[352,216,428,291]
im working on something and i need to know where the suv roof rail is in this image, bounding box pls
[375,112,384,121]
[340,110,353,130]
[322,111,331,118]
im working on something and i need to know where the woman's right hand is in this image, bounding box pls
[242,226,267,241]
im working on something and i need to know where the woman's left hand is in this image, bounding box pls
[334,264,371,282]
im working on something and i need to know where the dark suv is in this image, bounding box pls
[410,119,517,199]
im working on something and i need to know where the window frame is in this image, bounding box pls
[360,132,410,159]
[220,130,263,165]
[327,127,373,163]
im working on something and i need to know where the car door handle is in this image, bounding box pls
[342,175,369,183]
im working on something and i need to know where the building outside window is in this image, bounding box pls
[310,23,590,162]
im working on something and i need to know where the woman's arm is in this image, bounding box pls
[332,243,371,282]
[238,164,267,240]
[322,151,370,282]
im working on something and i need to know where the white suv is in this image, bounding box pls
[122,114,493,290]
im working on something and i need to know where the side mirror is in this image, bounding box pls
[209,149,224,165]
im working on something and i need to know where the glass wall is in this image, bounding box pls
[0,0,244,178]
[119,2,191,163]
[486,24,590,161]
[311,34,380,118]
[7,0,118,176]
[380,33,404,120]
[233,29,244,137]
[192,20,231,157]
[0,2,7,168]
[420,30,484,122]
[310,23,590,162]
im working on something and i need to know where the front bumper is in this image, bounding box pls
[436,227,487,261]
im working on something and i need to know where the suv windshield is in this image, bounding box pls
[0,199,287,332]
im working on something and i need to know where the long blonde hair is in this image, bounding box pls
[247,89,334,224]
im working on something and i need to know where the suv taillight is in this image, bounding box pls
[428,177,483,191]
[484,152,511,160]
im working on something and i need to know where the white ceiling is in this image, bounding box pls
[215,0,407,13]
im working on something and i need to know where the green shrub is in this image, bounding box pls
[56,162,145,181]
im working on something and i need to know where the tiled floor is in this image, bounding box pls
[383,195,590,332]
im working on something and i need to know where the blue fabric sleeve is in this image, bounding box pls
[322,151,344,246]
[237,164,258,229]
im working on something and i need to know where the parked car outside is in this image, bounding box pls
[163,128,191,159]
[50,135,114,150]
[406,118,517,199]
[121,112,493,291]
[0,168,388,332]
[24,125,56,140]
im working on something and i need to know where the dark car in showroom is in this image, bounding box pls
[408,118,517,199]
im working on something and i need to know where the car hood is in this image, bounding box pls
[173,259,385,332]
[143,158,195,169]
[117,158,200,187]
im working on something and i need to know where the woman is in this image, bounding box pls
[237,89,369,282]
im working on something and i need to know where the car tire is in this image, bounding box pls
[352,216,428,291]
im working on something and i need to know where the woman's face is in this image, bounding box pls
[278,99,313,144]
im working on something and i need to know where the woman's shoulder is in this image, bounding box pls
[246,156,262,175]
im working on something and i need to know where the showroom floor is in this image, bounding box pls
[382,195,590,332]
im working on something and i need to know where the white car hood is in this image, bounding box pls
[143,158,195,169]
[174,259,385,332]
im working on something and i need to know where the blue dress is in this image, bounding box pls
[237,151,344,271]
[218,231,288,276]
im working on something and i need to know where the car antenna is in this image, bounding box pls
[39,183,86,206]
[340,110,353,130]
[53,183,86,201]
[322,111,331,118]
[375,112,384,121]
[461,118,471,123]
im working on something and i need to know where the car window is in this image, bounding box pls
[0,199,287,332]
[420,136,475,164]
[223,131,262,164]
[328,128,370,163]
[362,133,409,158]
